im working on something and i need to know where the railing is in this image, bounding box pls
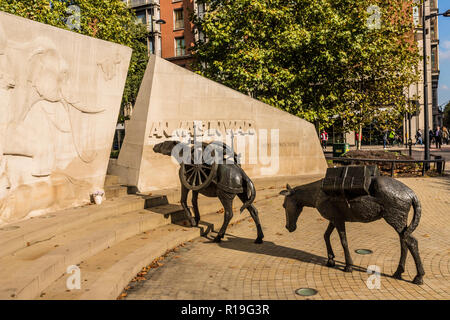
[325,156,446,177]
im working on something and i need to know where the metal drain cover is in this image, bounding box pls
[0,225,20,231]
[355,249,373,255]
[295,288,318,297]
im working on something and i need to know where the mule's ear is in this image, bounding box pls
[286,184,293,191]
[279,190,290,196]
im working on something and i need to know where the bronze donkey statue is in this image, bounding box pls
[280,173,425,285]
[153,140,264,244]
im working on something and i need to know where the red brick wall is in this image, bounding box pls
[160,0,195,68]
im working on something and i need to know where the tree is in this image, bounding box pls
[191,0,420,145]
[337,0,420,149]
[120,22,150,121]
[0,0,147,111]
[444,102,450,129]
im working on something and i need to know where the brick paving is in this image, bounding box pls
[123,176,450,300]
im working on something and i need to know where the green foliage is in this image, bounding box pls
[0,0,148,110]
[444,102,450,129]
[192,0,420,131]
[121,22,149,110]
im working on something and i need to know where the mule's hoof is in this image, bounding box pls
[189,219,197,227]
[254,238,263,244]
[412,276,424,285]
[344,265,353,273]
[326,260,335,268]
[393,271,403,280]
[212,236,222,243]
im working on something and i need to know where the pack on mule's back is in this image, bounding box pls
[322,165,380,197]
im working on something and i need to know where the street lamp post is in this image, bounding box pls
[422,4,450,169]
[154,19,166,57]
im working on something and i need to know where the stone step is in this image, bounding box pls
[104,175,119,187]
[0,195,149,258]
[35,194,280,300]
[0,175,320,300]
[0,204,185,300]
[104,185,128,199]
[143,194,169,208]
[0,174,315,260]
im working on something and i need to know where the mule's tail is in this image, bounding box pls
[405,193,422,237]
[239,169,256,214]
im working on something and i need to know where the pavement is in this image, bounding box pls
[122,176,450,300]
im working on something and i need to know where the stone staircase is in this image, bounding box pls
[0,174,320,300]
[0,175,190,300]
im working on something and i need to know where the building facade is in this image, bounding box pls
[407,0,440,140]
[159,0,197,68]
[125,0,204,68]
[124,0,441,143]
[122,0,163,57]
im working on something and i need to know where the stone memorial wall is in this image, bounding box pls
[0,12,132,224]
[112,55,327,192]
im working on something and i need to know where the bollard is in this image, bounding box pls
[435,156,443,174]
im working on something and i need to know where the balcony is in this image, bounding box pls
[123,0,159,8]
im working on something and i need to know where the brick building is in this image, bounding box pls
[123,0,203,68]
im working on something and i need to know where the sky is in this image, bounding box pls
[439,6,450,108]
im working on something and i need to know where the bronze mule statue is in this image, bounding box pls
[153,140,264,244]
[279,171,425,285]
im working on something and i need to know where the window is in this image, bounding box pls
[149,38,154,54]
[174,9,184,30]
[198,3,205,19]
[136,11,146,24]
[198,31,206,42]
[430,17,437,41]
[431,45,438,72]
[175,37,186,56]
[431,0,437,9]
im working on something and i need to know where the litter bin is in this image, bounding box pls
[333,143,350,157]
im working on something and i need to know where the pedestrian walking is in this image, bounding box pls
[429,129,434,148]
[389,130,395,146]
[443,127,449,145]
[415,129,423,145]
[320,130,328,150]
[435,126,443,149]
[355,132,362,148]
[383,130,388,149]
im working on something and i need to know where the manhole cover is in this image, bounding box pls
[0,225,20,231]
[355,249,373,255]
[295,288,318,297]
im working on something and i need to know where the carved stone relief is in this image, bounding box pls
[0,13,131,224]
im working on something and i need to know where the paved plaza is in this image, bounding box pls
[123,176,450,300]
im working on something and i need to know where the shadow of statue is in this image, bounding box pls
[201,234,409,283]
